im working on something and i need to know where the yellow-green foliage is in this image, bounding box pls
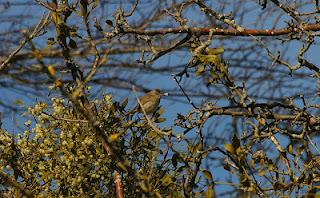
[0,95,186,197]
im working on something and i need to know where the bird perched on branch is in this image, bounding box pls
[128,89,168,115]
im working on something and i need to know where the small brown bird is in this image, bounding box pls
[129,89,168,115]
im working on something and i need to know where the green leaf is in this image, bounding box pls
[258,170,268,176]
[24,120,32,127]
[198,54,221,65]
[288,144,293,155]
[157,107,165,116]
[160,174,172,186]
[207,47,224,55]
[189,142,202,155]
[108,132,122,142]
[195,141,203,153]
[155,117,166,123]
[260,158,265,167]
[203,170,213,181]
[195,64,205,77]
[147,130,158,139]
[13,99,24,105]
[249,160,255,168]
[224,143,235,154]
[205,186,214,198]
[197,64,205,73]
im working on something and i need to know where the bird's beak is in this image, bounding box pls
[162,92,169,96]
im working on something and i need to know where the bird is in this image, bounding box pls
[128,89,168,115]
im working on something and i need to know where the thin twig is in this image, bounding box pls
[124,0,140,17]
[172,75,199,109]
[0,13,50,72]
[146,33,192,64]
[307,135,320,153]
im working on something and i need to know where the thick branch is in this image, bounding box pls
[124,23,320,36]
